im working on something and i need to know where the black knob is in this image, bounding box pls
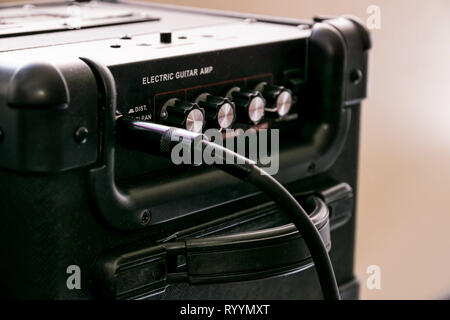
[258,84,293,117]
[196,93,236,129]
[160,31,172,44]
[160,98,205,133]
[231,90,266,124]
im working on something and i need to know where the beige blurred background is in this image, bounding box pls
[2,0,450,299]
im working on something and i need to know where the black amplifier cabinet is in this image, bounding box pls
[0,1,370,299]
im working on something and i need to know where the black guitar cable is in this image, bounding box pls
[115,116,341,300]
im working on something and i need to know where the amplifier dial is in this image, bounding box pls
[231,90,266,125]
[160,98,205,133]
[255,83,293,117]
[196,93,236,129]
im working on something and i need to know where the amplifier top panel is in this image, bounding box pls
[0,0,310,64]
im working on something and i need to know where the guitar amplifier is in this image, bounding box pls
[0,0,370,299]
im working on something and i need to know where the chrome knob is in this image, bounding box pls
[256,83,293,117]
[231,90,266,124]
[160,98,205,133]
[196,93,236,129]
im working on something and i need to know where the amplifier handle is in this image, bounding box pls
[94,196,330,300]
